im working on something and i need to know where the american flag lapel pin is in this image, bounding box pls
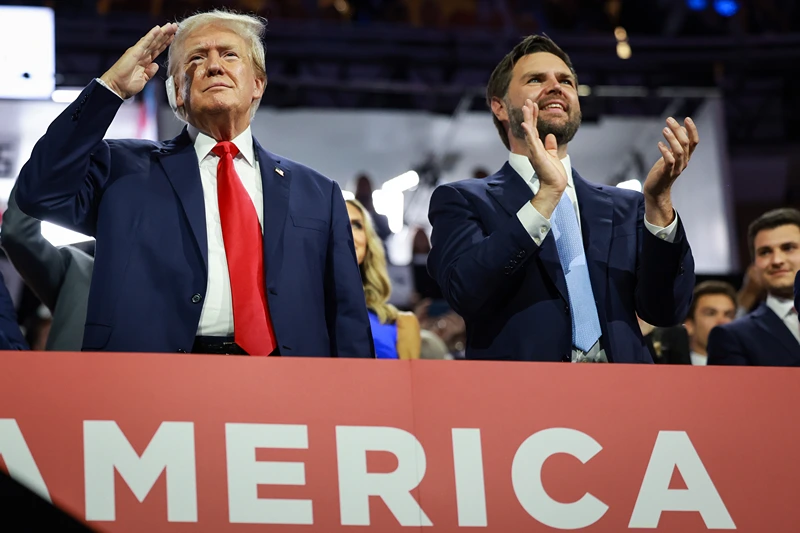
[275,167,285,177]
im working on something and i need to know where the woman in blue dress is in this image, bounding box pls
[346,199,420,360]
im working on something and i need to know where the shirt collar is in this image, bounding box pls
[187,125,255,167]
[508,151,574,189]
[766,293,796,320]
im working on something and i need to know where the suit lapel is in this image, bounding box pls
[488,162,568,303]
[572,170,613,319]
[752,304,800,361]
[157,129,208,273]
[254,139,292,285]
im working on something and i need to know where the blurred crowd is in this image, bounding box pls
[16,0,800,35]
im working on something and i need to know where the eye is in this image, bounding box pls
[561,79,574,86]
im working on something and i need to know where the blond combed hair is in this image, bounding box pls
[346,199,398,325]
[167,9,267,123]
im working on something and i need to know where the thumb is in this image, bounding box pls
[544,133,558,153]
[144,63,160,80]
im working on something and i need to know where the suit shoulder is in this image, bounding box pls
[713,314,756,338]
[435,177,491,197]
[266,151,334,185]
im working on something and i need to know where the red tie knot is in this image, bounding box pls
[212,141,240,159]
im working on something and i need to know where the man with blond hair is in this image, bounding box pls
[16,11,373,357]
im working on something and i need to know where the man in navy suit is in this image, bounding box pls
[427,35,697,363]
[708,208,800,366]
[16,11,373,357]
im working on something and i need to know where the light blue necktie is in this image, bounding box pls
[551,192,602,352]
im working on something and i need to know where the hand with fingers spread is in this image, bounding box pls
[643,116,700,226]
[100,23,178,100]
[520,98,568,219]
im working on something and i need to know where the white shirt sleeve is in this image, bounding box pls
[516,201,551,246]
[95,78,124,100]
[644,209,679,243]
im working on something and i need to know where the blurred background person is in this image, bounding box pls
[682,281,738,365]
[0,183,93,351]
[709,208,800,365]
[347,198,420,359]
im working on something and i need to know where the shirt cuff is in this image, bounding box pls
[516,201,551,246]
[95,78,124,100]
[644,209,679,243]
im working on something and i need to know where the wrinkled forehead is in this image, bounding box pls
[512,52,574,80]
[179,23,248,57]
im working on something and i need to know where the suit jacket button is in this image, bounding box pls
[191,293,203,304]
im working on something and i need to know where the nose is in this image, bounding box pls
[205,52,224,76]
[542,74,563,94]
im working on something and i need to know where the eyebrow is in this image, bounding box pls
[521,70,576,82]
[185,42,241,57]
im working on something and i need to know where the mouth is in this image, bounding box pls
[539,101,567,113]
[768,269,792,276]
[204,84,232,91]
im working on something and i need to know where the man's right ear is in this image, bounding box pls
[490,97,508,123]
[165,76,179,112]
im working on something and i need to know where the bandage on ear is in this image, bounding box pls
[165,75,178,112]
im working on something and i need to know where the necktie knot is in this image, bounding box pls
[212,141,239,159]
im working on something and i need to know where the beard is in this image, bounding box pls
[507,99,582,147]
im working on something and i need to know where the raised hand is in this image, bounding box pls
[642,117,700,226]
[100,23,178,100]
[520,99,567,218]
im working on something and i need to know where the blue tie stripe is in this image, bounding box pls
[551,193,602,352]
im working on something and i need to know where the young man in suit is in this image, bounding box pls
[427,35,697,363]
[680,281,737,365]
[15,11,373,357]
[708,209,800,366]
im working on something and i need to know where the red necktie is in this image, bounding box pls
[212,141,276,356]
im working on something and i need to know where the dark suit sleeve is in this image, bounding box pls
[707,324,749,365]
[795,271,799,318]
[15,80,124,236]
[0,270,28,350]
[426,184,541,320]
[0,184,66,311]
[324,181,374,358]
[634,202,695,327]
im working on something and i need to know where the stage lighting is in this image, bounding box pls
[687,0,707,10]
[713,0,739,16]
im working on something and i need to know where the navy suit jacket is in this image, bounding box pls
[427,163,695,363]
[795,271,799,319]
[15,81,373,357]
[0,269,28,350]
[707,303,800,366]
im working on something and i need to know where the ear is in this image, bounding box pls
[490,96,509,124]
[684,319,695,337]
[253,75,266,101]
[173,77,184,109]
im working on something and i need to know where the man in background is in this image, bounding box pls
[679,281,737,365]
[708,208,800,366]
[0,183,92,351]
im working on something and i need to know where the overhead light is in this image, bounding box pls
[50,88,82,103]
[616,42,632,60]
[578,85,592,97]
[713,0,738,16]
[382,170,419,193]
[41,221,94,246]
[341,190,355,201]
[687,0,707,9]
[614,26,627,41]
[616,179,642,192]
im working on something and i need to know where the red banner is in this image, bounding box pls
[0,352,798,532]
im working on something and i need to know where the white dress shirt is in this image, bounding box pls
[509,152,679,246]
[766,294,800,344]
[690,351,708,366]
[189,126,264,336]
